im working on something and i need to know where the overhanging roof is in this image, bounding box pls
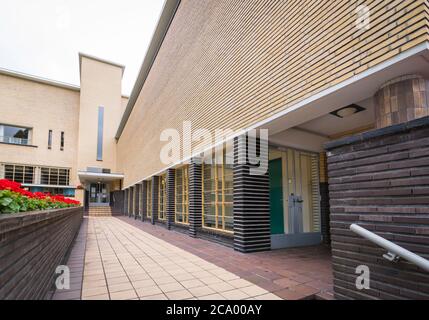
[78,171,124,183]
[115,0,181,140]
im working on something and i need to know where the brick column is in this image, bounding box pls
[374,75,428,129]
[151,176,159,225]
[188,159,202,238]
[233,135,270,253]
[166,168,176,230]
[134,184,140,220]
[125,188,130,216]
[129,186,134,218]
[123,189,128,216]
[141,181,147,222]
[319,152,331,245]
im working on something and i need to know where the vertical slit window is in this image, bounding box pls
[97,106,104,161]
[60,131,64,151]
[48,130,52,149]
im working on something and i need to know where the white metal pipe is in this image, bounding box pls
[350,224,429,273]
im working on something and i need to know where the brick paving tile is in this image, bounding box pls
[52,216,333,300]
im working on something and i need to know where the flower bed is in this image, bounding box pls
[0,179,80,214]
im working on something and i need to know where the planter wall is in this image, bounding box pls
[0,206,83,300]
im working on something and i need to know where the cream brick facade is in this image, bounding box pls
[0,54,128,203]
[116,0,429,187]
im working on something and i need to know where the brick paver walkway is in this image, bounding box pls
[53,217,281,300]
[122,217,334,300]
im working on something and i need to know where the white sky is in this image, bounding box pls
[0,0,165,95]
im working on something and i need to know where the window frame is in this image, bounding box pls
[158,175,167,221]
[175,166,189,225]
[60,131,64,151]
[0,123,32,146]
[48,130,52,149]
[146,180,152,218]
[3,163,35,184]
[201,147,234,234]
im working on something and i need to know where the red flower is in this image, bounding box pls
[0,179,81,206]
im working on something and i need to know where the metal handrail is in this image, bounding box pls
[350,224,429,272]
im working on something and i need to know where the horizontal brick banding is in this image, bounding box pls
[134,184,141,219]
[0,207,83,300]
[151,176,159,225]
[188,159,202,238]
[166,168,175,230]
[233,136,270,253]
[141,181,148,221]
[326,116,429,300]
[117,0,429,186]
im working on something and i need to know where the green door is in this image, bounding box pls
[269,158,284,234]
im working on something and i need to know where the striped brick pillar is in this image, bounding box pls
[319,152,331,245]
[188,159,202,238]
[141,181,147,222]
[151,176,159,225]
[129,186,134,218]
[123,189,128,216]
[166,168,176,230]
[233,134,271,253]
[134,184,140,220]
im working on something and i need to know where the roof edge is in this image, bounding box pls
[79,52,126,79]
[0,66,129,98]
[0,67,80,91]
[115,0,181,140]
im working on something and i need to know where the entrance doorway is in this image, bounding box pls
[269,147,321,249]
[89,183,109,206]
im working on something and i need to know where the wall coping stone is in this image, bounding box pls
[0,207,83,236]
[325,115,429,150]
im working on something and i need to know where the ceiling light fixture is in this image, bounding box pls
[330,104,366,118]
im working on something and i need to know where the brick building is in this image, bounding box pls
[1,0,428,299]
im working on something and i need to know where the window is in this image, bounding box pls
[158,175,167,220]
[146,180,152,218]
[3,164,35,184]
[60,131,64,151]
[97,106,104,161]
[48,130,52,149]
[40,167,70,186]
[202,146,234,233]
[175,166,189,224]
[0,124,31,145]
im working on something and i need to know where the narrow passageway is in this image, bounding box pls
[53,217,282,300]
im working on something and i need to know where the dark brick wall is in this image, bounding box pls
[325,116,429,300]
[320,183,331,245]
[151,176,159,225]
[166,169,175,230]
[0,207,83,300]
[233,135,270,253]
[189,159,202,238]
[142,181,148,222]
[112,191,124,213]
[134,184,140,219]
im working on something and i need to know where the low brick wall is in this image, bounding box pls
[0,207,83,300]
[325,116,429,300]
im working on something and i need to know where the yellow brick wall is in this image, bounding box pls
[0,74,80,185]
[117,0,429,186]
